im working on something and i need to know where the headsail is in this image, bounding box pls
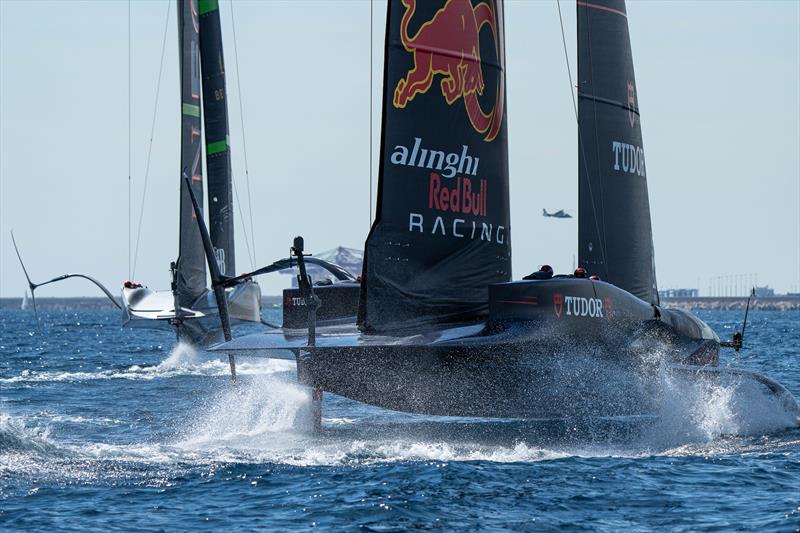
[177,0,207,307]
[198,0,235,277]
[577,0,658,304]
[359,0,510,332]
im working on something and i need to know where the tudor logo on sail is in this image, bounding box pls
[611,141,646,177]
[393,0,504,142]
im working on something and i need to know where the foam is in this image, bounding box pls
[2,343,798,479]
[0,342,293,384]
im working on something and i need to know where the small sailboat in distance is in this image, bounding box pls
[198,0,800,425]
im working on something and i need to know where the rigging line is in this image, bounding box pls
[231,168,255,270]
[556,0,608,275]
[229,0,257,269]
[128,0,132,280]
[131,0,171,279]
[369,0,373,225]
[224,4,254,271]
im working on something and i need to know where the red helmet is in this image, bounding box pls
[540,264,553,273]
[574,267,587,278]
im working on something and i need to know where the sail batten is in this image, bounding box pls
[577,0,658,304]
[177,0,207,308]
[359,0,510,332]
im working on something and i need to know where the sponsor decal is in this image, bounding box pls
[408,213,505,243]
[429,174,486,216]
[393,0,504,142]
[214,247,226,275]
[391,137,505,242]
[553,292,563,318]
[390,137,479,178]
[611,141,646,177]
[603,297,614,320]
[627,80,636,128]
[284,295,307,308]
[553,293,605,319]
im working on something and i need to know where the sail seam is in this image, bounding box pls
[577,91,640,116]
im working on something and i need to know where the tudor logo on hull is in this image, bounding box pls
[553,293,604,319]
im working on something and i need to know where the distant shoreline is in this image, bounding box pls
[2,295,799,311]
[659,296,800,311]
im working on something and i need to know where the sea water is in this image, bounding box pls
[1,307,798,531]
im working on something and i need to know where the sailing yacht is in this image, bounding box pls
[12,0,263,346]
[204,0,799,423]
[121,0,261,345]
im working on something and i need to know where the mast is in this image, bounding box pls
[577,0,658,304]
[177,0,207,307]
[358,0,510,332]
[198,0,235,277]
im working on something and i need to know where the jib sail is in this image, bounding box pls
[359,0,511,332]
[177,0,206,307]
[198,0,235,277]
[577,0,658,304]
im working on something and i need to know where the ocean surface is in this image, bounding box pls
[1,307,798,531]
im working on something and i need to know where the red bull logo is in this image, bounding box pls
[393,0,504,142]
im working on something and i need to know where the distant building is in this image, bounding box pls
[659,288,699,299]
[754,286,775,297]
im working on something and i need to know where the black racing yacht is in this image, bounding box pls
[194,0,799,423]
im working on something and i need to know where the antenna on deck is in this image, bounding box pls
[11,230,122,333]
[182,174,236,381]
[721,287,755,351]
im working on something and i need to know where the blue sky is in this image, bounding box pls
[1,0,798,298]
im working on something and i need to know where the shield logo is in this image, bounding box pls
[553,293,564,318]
[604,297,614,320]
[627,81,636,128]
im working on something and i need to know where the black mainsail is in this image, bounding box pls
[177,0,207,307]
[577,0,658,304]
[359,0,510,332]
[198,0,235,277]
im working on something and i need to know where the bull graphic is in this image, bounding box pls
[393,0,504,142]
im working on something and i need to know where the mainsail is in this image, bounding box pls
[577,0,658,304]
[198,0,235,277]
[177,0,207,307]
[359,0,510,332]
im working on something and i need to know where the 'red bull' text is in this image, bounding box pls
[428,173,487,217]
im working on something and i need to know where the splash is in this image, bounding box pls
[633,358,799,450]
[179,375,315,451]
[0,343,291,384]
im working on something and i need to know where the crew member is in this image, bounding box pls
[574,266,587,278]
[523,264,554,280]
[589,274,600,281]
